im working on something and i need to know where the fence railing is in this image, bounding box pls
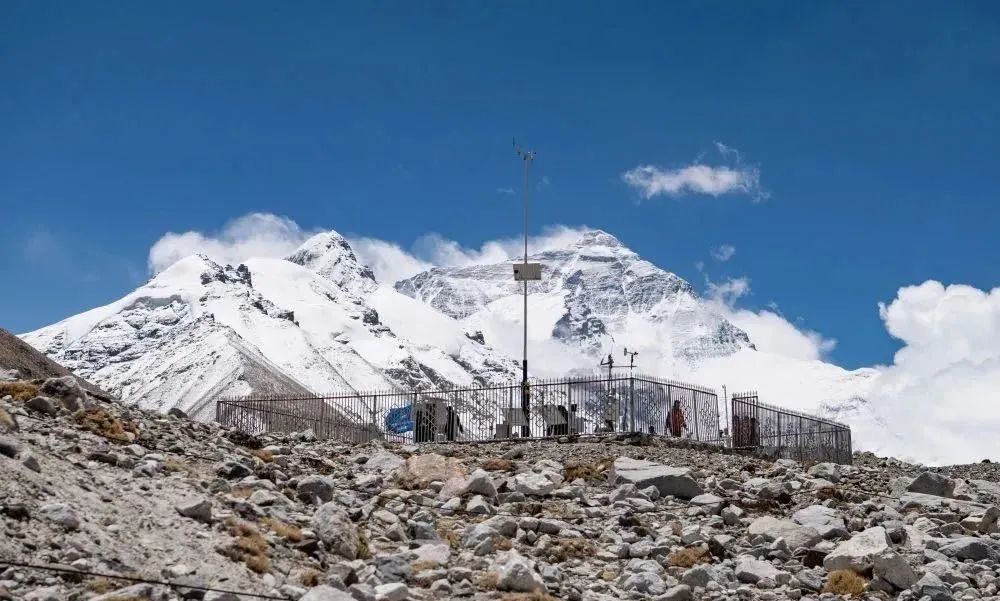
[215,377,853,464]
[730,391,853,465]
[216,374,721,445]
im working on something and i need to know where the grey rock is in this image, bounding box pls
[40,375,88,411]
[735,555,784,584]
[690,493,724,514]
[661,584,693,601]
[21,453,41,472]
[938,537,1000,562]
[620,571,666,595]
[914,572,954,601]
[907,471,957,498]
[312,502,359,559]
[39,503,80,531]
[978,506,1000,534]
[91,584,154,601]
[297,475,335,504]
[748,516,821,550]
[463,523,499,555]
[175,498,212,523]
[299,586,356,601]
[0,436,20,458]
[492,550,547,593]
[681,565,717,589]
[215,458,252,479]
[374,583,408,601]
[608,457,703,499]
[823,526,890,572]
[25,396,59,417]
[807,462,841,483]
[364,450,405,473]
[792,505,849,540]
[514,472,555,496]
[873,550,918,589]
[721,505,744,525]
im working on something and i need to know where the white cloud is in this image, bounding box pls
[861,281,1000,464]
[711,244,736,262]
[347,237,433,284]
[623,143,766,201]
[496,187,515,195]
[148,213,318,273]
[706,276,837,362]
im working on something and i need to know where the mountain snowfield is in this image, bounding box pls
[21,226,923,460]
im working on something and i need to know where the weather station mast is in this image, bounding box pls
[513,141,540,437]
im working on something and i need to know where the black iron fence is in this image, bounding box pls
[216,375,721,445]
[730,391,852,465]
[215,378,853,464]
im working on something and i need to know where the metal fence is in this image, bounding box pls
[730,391,853,465]
[215,378,853,464]
[216,375,721,445]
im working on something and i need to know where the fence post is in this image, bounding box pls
[692,393,699,441]
[629,376,635,433]
[777,411,782,457]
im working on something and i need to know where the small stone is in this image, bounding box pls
[608,457,703,499]
[492,550,547,592]
[374,583,408,601]
[735,556,784,584]
[661,584,693,601]
[514,472,555,496]
[914,572,954,601]
[175,498,212,523]
[39,502,79,531]
[0,436,20,458]
[25,396,59,417]
[299,585,355,601]
[823,526,890,572]
[807,462,841,483]
[748,516,821,550]
[40,375,88,412]
[873,550,918,589]
[215,458,252,479]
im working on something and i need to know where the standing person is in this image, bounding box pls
[669,400,686,437]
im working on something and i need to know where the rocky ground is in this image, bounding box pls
[3,375,1000,601]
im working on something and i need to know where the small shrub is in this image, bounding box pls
[495,537,513,551]
[822,570,867,596]
[229,486,255,499]
[264,517,302,542]
[474,571,499,590]
[163,457,196,475]
[220,518,270,574]
[0,381,39,402]
[252,449,274,463]
[563,457,614,482]
[667,546,710,568]
[481,458,513,471]
[74,408,137,444]
[541,538,596,562]
[356,530,372,559]
[297,568,321,587]
[85,577,117,593]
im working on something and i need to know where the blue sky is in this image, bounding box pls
[3,1,1000,370]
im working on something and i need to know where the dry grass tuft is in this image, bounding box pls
[0,381,39,402]
[500,593,558,601]
[85,577,117,593]
[74,408,137,444]
[297,568,321,587]
[229,486,255,499]
[481,458,514,471]
[667,546,711,568]
[391,470,424,491]
[356,530,372,559]
[163,456,197,475]
[563,457,615,482]
[252,449,274,463]
[410,559,442,572]
[822,570,868,597]
[264,517,303,542]
[495,537,513,551]
[437,517,464,550]
[474,571,500,590]
[221,518,271,574]
[540,538,596,562]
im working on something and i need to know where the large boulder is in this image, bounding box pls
[792,505,849,540]
[608,457,703,500]
[311,503,359,559]
[806,462,841,483]
[938,537,1000,562]
[906,472,956,498]
[40,375,88,412]
[297,475,335,504]
[363,450,405,474]
[513,472,555,497]
[748,516,821,550]
[823,526,890,572]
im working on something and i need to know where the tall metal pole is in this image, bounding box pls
[517,146,535,437]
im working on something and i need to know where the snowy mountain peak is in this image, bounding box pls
[286,231,377,294]
[568,228,627,251]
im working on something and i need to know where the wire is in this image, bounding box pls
[0,559,292,600]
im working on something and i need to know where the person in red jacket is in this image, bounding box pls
[668,400,686,437]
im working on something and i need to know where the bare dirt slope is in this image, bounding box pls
[0,327,110,399]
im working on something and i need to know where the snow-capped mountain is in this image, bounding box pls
[21,232,517,418]
[396,229,753,366]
